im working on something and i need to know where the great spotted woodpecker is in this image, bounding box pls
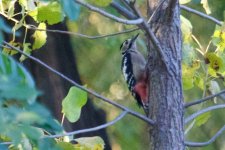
[120,33,148,112]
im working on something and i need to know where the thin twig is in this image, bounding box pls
[180,5,222,26]
[147,0,166,24]
[1,8,138,39]
[26,25,139,39]
[192,35,203,52]
[47,111,128,138]
[74,0,143,25]
[0,12,19,24]
[0,111,128,144]
[184,89,225,108]
[185,125,225,147]
[0,142,12,145]
[61,114,65,126]
[110,1,136,19]
[205,40,212,54]
[1,42,155,125]
[202,67,208,98]
[185,104,225,124]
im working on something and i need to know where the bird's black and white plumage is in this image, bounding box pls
[120,34,148,109]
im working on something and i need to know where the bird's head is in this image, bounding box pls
[120,33,139,54]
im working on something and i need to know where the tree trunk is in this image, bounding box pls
[147,0,184,149]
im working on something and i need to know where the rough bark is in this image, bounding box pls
[147,0,184,149]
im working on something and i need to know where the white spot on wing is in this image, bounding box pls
[122,57,128,80]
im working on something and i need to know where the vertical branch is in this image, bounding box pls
[147,0,184,149]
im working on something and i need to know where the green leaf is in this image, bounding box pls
[205,53,224,71]
[19,125,44,143]
[57,142,76,150]
[182,43,196,65]
[32,23,47,50]
[7,0,16,18]
[19,43,32,62]
[25,103,62,133]
[19,0,36,11]
[181,15,192,42]
[39,138,62,150]
[85,0,112,7]
[194,75,204,90]
[201,0,211,14]
[28,9,38,21]
[75,136,105,150]
[2,41,18,55]
[16,111,45,125]
[212,25,225,52]
[62,86,87,123]
[182,63,200,90]
[182,76,194,90]
[37,2,64,25]
[195,112,211,127]
[60,0,80,21]
[0,52,38,102]
[0,84,39,103]
[0,53,63,149]
[179,0,191,4]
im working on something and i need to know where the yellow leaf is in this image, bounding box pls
[201,0,211,14]
[32,23,47,50]
[75,136,105,150]
[19,43,32,62]
[2,41,19,55]
[205,53,224,71]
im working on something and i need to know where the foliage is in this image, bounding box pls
[0,0,79,58]
[0,0,106,149]
[181,1,225,149]
[62,86,87,123]
[37,2,63,25]
[74,136,105,149]
[0,52,103,149]
[0,0,225,149]
[32,23,47,50]
[0,52,61,149]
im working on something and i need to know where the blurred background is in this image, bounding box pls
[66,0,225,149]
[2,0,225,149]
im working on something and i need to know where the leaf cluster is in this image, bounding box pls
[0,52,62,149]
[0,52,105,149]
[0,0,80,60]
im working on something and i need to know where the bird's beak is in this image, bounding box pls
[130,33,139,43]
